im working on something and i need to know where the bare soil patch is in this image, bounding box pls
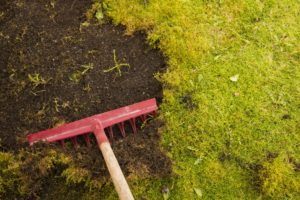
[0,0,171,197]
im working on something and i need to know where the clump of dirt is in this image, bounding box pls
[0,0,171,196]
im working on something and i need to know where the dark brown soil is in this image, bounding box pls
[0,0,171,197]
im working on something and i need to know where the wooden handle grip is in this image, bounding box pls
[99,142,134,200]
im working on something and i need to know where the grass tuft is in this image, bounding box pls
[103,49,130,76]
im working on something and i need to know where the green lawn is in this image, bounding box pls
[103,0,300,199]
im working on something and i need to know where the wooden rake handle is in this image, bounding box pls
[94,125,134,200]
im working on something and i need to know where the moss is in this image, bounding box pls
[258,154,300,198]
[62,166,91,183]
[37,149,71,176]
[0,148,101,199]
[203,160,226,182]
[0,152,26,198]
[104,0,300,198]
[85,0,104,22]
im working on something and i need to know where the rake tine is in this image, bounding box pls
[84,134,91,146]
[71,137,79,148]
[129,118,137,134]
[140,114,146,122]
[60,140,65,148]
[152,110,157,117]
[108,126,114,139]
[118,122,126,137]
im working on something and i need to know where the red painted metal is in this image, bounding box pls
[27,98,158,145]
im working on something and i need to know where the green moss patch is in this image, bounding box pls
[104,0,300,198]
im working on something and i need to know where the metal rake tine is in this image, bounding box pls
[129,118,137,134]
[84,134,91,146]
[152,110,157,117]
[60,140,65,148]
[71,137,79,148]
[118,122,126,137]
[108,126,114,139]
[140,114,147,122]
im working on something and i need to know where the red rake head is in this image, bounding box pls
[27,98,158,147]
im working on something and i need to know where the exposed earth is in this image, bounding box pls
[0,0,171,198]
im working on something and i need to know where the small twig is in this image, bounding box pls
[71,0,77,10]
[30,90,46,96]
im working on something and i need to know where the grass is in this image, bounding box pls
[103,49,130,76]
[102,0,300,199]
[69,63,94,83]
[28,73,50,88]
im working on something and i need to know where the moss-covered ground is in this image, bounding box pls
[102,0,300,199]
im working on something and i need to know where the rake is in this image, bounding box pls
[27,98,158,200]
